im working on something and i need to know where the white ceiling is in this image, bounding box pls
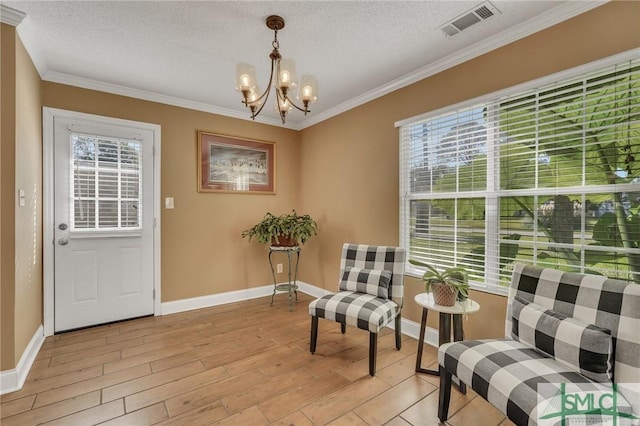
[3,1,604,130]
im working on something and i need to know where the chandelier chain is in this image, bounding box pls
[235,15,317,125]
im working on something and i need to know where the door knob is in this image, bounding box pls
[58,238,69,246]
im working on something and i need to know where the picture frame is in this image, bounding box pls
[197,131,276,194]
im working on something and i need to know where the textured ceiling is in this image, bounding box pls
[4,1,604,129]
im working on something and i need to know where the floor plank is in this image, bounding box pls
[48,336,145,367]
[301,376,390,424]
[271,410,314,426]
[398,384,476,426]
[1,293,512,425]
[258,372,351,422]
[221,367,315,415]
[325,411,370,426]
[1,366,103,403]
[0,394,36,419]
[1,391,100,426]
[352,376,437,425]
[447,392,506,426]
[40,398,125,426]
[153,401,228,426]
[28,350,121,382]
[102,360,205,403]
[97,402,169,426]
[214,405,269,426]
[385,416,413,426]
[33,364,151,408]
[123,366,227,412]
[103,343,192,375]
[164,369,265,417]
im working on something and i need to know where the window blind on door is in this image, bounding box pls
[71,133,142,231]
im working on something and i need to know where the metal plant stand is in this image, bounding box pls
[268,246,301,310]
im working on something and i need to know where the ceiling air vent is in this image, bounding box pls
[438,1,501,38]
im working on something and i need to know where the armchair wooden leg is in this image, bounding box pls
[310,316,318,354]
[395,315,402,350]
[369,332,377,376]
[341,323,346,334]
[438,366,453,422]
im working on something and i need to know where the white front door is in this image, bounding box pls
[53,115,155,332]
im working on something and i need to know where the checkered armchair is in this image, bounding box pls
[438,263,640,425]
[308,243,406,376]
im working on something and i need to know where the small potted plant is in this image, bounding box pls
[241,210,318,247]
[409,259,469,306]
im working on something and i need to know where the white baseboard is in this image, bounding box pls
[296,281,333,299]
[160,280,330,315]
[161,284,274,315]
[160,281,440,348]
[0,324,45,395]
[1,282,439,396]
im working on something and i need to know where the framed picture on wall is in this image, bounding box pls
[197,131,276,194]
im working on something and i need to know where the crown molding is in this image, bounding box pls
[394,48,640,129]
[43,71,299,130]
[0,4,26,26]
[15,22,46,80]
[29,1,605,132]
[297,1,607,130]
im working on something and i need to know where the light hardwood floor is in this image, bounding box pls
[1,293,516,425]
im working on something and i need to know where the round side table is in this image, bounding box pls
[414,293,480,393]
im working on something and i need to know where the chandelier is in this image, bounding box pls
[235,15,318,125]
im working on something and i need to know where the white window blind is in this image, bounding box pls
[71,133,142,232]
[400,57,640,292]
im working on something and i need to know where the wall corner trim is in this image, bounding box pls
[295,281,333,299]
[0,4,26,26]
[0,325,45,395]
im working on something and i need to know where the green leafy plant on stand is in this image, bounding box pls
[241,210,318,246]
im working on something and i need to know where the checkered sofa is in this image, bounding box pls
[438,263,640,425]
[308,243,406,376]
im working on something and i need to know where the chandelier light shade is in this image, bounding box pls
[235,15,318,125]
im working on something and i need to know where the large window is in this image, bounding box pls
[399,56,639,293]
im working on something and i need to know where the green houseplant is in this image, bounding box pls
[409,259,469,306]
[241,210,318,246]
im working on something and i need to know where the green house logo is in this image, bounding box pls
[538,383,639,426]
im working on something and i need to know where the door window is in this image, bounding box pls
[71,133,142,232]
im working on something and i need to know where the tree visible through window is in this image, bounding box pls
[400,58,639,291]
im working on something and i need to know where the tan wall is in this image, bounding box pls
[298,1,640,339]
[41,85,301,301]
[1,2,638,373]
[1,23,17,371]
[14,34,43,361]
